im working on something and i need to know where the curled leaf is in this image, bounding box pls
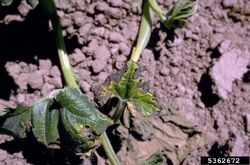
[55,87,113,152]
[31,99,60,147]
[0,105,32,138]
[164,0,198,29]
[104,61,159,117]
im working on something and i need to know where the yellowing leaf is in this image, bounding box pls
[56,87,113,153]
[104,61,159,117]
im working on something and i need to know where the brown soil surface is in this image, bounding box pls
[0,0,249,164]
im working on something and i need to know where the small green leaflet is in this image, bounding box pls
[31,99,59,146]
[139,150,165,165]
[0,0,38,7]
[104,61,159,117]
[0,105,32,138]
[148,0,198,29]
[164,0,198,29]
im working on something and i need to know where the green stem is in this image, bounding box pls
[39,0,120,164]
[39,0,77,88]
[100,132,120,165]
[130,0,154,63]
[148,0,166,22]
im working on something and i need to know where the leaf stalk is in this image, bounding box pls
[130,0,154,63]
[39,0,120,164]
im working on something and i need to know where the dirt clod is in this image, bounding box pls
[245,114,250,133]
[210,48,249,99]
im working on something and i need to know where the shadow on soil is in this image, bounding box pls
[0,3,84,165]
[0,133,81,165]
[146,23,176,61]
[0,4,57,100]
[208,142,230,157]
[198,73,220,107]
[0,3,79,101]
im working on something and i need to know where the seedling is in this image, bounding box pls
[0,0,198,164]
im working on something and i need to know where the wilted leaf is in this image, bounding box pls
[140,150,165,165]
[31,99,59,146]
[0,105,31,138]
[104,61,159,117]
[55,87,113,152]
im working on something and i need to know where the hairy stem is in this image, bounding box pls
[130,0,154,63]
[39,0,120,164]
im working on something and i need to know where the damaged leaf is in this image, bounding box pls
[0,87,113,154]
[148,0,198,29]
[104,61,159,117]
[55,88,113,152]
[0,105,32,138]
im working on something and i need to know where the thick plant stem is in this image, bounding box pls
[39,0,78,88]
[39,0,120,164]
[130,0,154,63]
[53,17,78,88]
[100,132,120,165]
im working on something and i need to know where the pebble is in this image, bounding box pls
[109,32,124,43]
[70,48,86,65]
[245,114,250,133]
[218,40,232,54]
[119,43,130,56]
[0,150,7,162]
[109,0,123,7]
[50,66,61,77]
[28,71,44,89]
[80,81,91,93]
[72,11,85,26]
[39,59,52,71]
[160,68,170,76]
[222,0,237,8]
[95,14,107,25]
[98,72,109,83]
[41,83,55,96]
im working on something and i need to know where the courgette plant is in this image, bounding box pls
[0,0,198,164]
